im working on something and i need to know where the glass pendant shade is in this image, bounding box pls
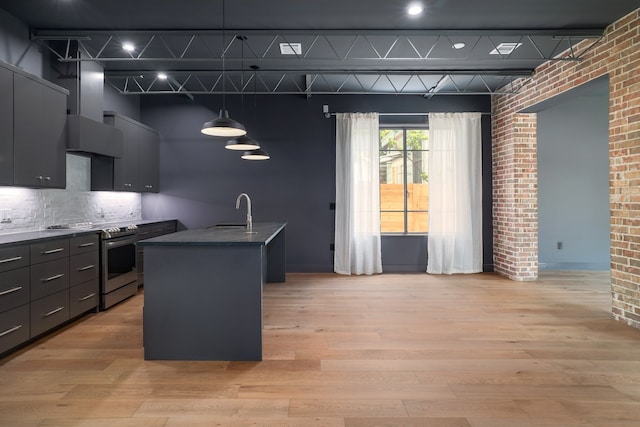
[241,149,270,160]
[201,109,247,137]
[225,135,260,150]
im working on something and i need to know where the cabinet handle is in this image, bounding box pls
[45,176,51,181]
[78,242,95,248]
[0,324,23,338]
[42,273,64,282]
[0,256,22,264]
[42,248,65,255]
[36,175,44,181]
[42,306,64,317]
[78,293,96,302]
[77,264,95,271]
[0,286,23,296]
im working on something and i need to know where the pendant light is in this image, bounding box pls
[201,0,246,137]
[225,135,260,150]
[241,149,270,160]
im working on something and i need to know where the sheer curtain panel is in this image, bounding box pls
[334,113,383,275]
[427,112,483,274]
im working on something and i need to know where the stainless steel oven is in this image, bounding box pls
[100,225,138,309]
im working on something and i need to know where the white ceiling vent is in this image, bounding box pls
[279,42,302,55]
[490,42,522,55]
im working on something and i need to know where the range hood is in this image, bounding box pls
[56,56,123,157]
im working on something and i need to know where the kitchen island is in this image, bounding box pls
[139,222,286,361]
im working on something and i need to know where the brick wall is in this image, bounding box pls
[492,9,640,327]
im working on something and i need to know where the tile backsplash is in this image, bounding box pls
[0,154,142,233]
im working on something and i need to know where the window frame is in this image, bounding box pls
[379,126,429,235]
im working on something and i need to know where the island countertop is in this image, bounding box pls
[138,222,287,247]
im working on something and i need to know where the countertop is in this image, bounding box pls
[138,222,286,247]
[0,219,177,246]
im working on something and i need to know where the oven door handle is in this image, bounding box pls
[104,237,137,249]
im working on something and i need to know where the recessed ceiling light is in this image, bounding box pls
[122,42,135,52]
[279,42,302,55]
[452,42,466,50]
[157,73,168,80]
[407,3,423,16]
[490,42,522,55]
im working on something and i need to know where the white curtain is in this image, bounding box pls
[427,112,483,274]
[334,112,383,275]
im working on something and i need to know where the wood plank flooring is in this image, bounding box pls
[1,271,640,426]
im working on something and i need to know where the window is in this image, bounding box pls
[379,128,429,233]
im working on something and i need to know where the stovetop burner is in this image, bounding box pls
[100,224,138,239]
[45,222,95,230]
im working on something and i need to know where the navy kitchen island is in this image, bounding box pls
[139,222,286,361]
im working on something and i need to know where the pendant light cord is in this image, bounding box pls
[221,0,226,111]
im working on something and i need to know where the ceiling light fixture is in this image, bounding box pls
[279,42,302,55]
[157,72,168,80]
[225,135,260,150]
[201,0,247,138]
[241,149,270,161]
[407,3,423,16]
[490,42,522,55]
[122,42,135,52]
[452,42,466,50]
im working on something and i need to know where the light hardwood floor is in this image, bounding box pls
[1,271,640,426]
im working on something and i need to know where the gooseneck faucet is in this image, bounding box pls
[235,193,253,231]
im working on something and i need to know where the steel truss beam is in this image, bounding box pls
[32,29,602,64]
[33,29,596,95]
[102,70,533,96]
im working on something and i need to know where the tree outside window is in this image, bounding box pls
[379,128,429,233]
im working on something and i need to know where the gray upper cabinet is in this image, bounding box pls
[93,112,159,193]
[107,114,140,191]
[0,66,13,186]
[13,73,67,188]
[138,126,159,192]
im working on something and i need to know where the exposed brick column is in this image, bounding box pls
[492,112,538,280]
[492,9,640,327]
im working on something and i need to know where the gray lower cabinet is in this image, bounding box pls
[69,235,99,319]
[0,245,31,354]
[0,233,100,356]
[0,305,30,355]
[30,289,70,338]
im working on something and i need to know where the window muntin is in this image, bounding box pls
[379,128,429,233]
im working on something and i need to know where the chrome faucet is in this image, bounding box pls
[235,193,253,231]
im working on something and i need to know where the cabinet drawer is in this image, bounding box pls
[30,239,69,264]
[0,267,29,312]
[31,258,69,300]
[70,234,99,255]
[70,279,98,318]
[70,251,98,286]
[31,289,69,338]
[0,245,29,273]
[0,304,30,355]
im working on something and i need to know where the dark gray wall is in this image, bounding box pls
[104,85,140,121]
[537,79,610,270]
[0,9,44,76]
[141,94,492,273]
